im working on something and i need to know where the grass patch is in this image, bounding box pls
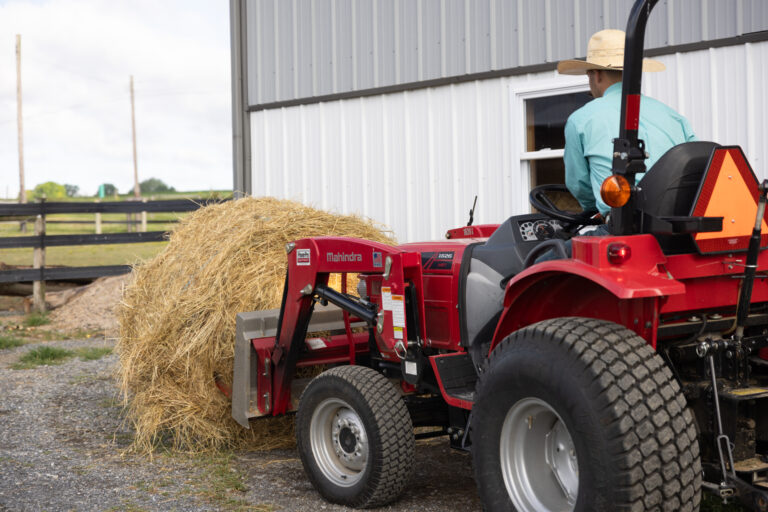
[12,346,74,369]
[188,452,273,510]
[0,241,167,267]
[0,335,24,350]
[0,324,101,343]
[77,346,113,361]
[702,493,748,511]
[98,396,122,408]
[24,312,50,327]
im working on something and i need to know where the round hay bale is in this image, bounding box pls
[116,197,395,452]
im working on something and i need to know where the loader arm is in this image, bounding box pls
[269,237,423,415]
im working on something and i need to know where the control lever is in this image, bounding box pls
[467,196,478,227]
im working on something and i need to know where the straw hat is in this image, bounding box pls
[557,29,665,75]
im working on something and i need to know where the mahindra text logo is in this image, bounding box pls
[326,252,363,263]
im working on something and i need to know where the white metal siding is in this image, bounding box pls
[245,0,768,106]
[251,41,768,243]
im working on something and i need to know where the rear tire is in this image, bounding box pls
[296,365,414,508]
[472,317,701,512]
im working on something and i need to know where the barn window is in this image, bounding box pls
[511,81,591,212]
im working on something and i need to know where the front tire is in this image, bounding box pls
[296,365,414,508]
[472,317,701,512]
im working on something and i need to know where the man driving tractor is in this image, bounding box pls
[559,29,698,218]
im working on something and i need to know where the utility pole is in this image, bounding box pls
[130,75,140,199]
[16,34,27,233]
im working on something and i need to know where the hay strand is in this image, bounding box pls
[116,197,394,452]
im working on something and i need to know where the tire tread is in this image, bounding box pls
[475,317,701,512]
[298,365,414,508]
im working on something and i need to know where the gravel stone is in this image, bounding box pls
[0,337,480,511]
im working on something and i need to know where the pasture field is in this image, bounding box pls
[0,191,231,267]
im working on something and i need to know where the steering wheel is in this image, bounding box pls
[528,184,602,226]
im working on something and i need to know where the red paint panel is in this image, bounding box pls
[445,224,499,240]
[625,94,641,131]
[424,305,452,345]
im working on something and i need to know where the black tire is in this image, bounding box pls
[472,317,701,512]
[296,365,414,508]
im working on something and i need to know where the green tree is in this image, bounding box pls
[139,178,175,195]
[64,184,79,197]
[31,182,66,200]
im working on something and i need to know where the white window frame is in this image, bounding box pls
[509,77,590,210]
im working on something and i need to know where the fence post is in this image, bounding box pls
[33,212,46,313]
[141,198,147,232]
[95,198,102,234]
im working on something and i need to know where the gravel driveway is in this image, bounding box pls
[0,336,480,511]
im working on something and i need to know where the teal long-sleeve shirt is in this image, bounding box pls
[564,82,697,215]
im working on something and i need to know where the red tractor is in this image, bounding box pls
[231,1,768,510]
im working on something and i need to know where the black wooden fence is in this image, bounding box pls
[0,199,226,284]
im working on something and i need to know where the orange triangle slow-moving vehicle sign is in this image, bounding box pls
[691,146,768,254]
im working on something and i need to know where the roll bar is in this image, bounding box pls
[609,0,659,235]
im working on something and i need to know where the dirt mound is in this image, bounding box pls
[115,197,394,452]
[49,275,130,335]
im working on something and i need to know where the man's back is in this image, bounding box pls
[565,82,697,214]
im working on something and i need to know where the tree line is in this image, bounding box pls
[24,178,176,200]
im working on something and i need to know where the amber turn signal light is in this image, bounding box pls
[600,175,632,207]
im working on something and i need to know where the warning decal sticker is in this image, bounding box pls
[306,338,327,350]
[381,286,392,310]
[391,294,405,328]
[296,248,311,266]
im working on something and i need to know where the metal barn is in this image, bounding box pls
[230,0,768,242]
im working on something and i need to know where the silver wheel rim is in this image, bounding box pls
[500,397,578,512]
[310,398,369,487]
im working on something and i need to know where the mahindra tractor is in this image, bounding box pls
[228,1,768,510]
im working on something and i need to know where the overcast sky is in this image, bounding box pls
[0,0,232,198]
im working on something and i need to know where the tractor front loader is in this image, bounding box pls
[230,1,768,511]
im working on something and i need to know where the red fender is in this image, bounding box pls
[490,235,685,351]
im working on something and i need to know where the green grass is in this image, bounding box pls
[702,493,748,511]
[0,193,231,267]
[12,346,74,369]
[188,452,267,510]
[24,312,51,327]
[76,346,112,361]
[10,344,111,369]
[0,241,167,267]
[0,335,24,349]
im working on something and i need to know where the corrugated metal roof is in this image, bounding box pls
[244,0,768,107]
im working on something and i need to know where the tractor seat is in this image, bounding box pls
[635,141,720,254]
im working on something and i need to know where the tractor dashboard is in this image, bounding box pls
[518,218,563,242]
